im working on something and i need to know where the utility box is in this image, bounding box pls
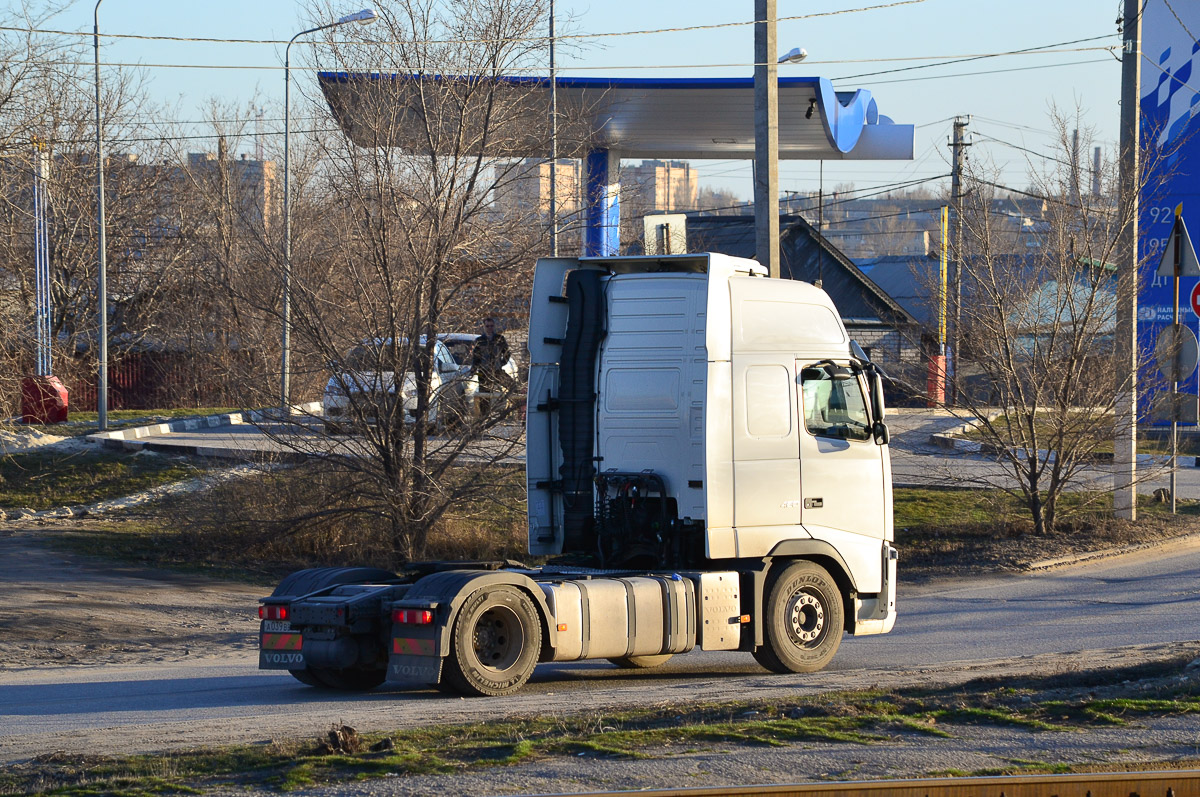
[21,375,68,424]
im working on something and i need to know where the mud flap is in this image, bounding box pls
[388,655,443,687]
[259,623,304,669]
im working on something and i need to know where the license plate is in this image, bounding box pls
[263,620,292,632]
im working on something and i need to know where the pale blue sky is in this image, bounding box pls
[46,0,1127,199]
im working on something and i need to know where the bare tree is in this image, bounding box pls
[0,15,194,411]
[234,0,558,563]
[947,109,1162,535]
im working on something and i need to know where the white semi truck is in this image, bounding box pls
[258,252,897,696]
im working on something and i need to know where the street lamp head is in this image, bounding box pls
[337,8,377,25]
[778,46,808,64]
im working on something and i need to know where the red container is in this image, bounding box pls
[21,375,69,424]
[925,355,946,407]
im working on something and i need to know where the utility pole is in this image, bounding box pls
[948,115,969,406]
[549,0,558,257]
[1114,0,1141,520]
[753,0,780,278]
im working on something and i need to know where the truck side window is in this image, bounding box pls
[800,365,872,441]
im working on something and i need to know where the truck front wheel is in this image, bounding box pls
[444,586,541,697]
[754,561,843,674]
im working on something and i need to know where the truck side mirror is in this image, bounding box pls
[870,371,889,446]
[870,371,886,422]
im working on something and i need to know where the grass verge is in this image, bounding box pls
[5,653,1200,795]
[895,488,1200,580]
[0,448,205,511]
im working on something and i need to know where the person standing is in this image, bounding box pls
[471,317,511,415]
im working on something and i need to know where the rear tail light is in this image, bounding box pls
[259,604,289,621]
[392,608,434,625]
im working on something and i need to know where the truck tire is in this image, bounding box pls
[269,567,398,689]
[753,561,843,674]
[607,654,673,669]
[443,585,541,697]
[289,670,323,687]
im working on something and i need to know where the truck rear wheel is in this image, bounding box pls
[443,586,541,697]
[289,669,322,686]
[753,561,843,674]
[607,654,673,669]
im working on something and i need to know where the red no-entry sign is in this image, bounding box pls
[1192,281,1200,318]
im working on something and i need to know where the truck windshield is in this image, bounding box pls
[800,366,872,441]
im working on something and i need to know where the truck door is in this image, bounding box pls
[796,362,888,587]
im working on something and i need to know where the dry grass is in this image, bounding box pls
[142,460,530,576]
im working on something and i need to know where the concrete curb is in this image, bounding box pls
[928,410,1002,454]
[84,402,322,461]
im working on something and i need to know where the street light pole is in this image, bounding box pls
[282,9,376,413]
[93,0,108,431]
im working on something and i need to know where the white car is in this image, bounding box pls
[438,333,519,417]
[322,338,468,434]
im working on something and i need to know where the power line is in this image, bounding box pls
[974,131,1074,166]
[832,34,1117,81]
[28,46,1120,74]
[818,205,948,227]
[1141,48,1200,99]
[975,178,1116,214]
[1163,0,1197,43]
[971,115,1056,137]
[35,126,344,147]
[0,1,930,47]
[860,57,1115,87]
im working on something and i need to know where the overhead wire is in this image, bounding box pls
[1162,0,1197,42]
[0,1,930,47]
[832,34,1117,81]
[22,46,1121,74]
[974,131,1074,166]
[1141,48,1200,99]
[852,57,1115,88]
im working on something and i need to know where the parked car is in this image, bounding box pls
[437,332,519,417]
[322,338,468,435]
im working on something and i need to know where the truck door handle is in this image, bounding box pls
[804,498,823,509]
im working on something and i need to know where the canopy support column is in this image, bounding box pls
[584,148,620,256]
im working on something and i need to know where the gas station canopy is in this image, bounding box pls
[317,73,914,161]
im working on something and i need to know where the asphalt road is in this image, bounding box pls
[4,536,1200,764]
